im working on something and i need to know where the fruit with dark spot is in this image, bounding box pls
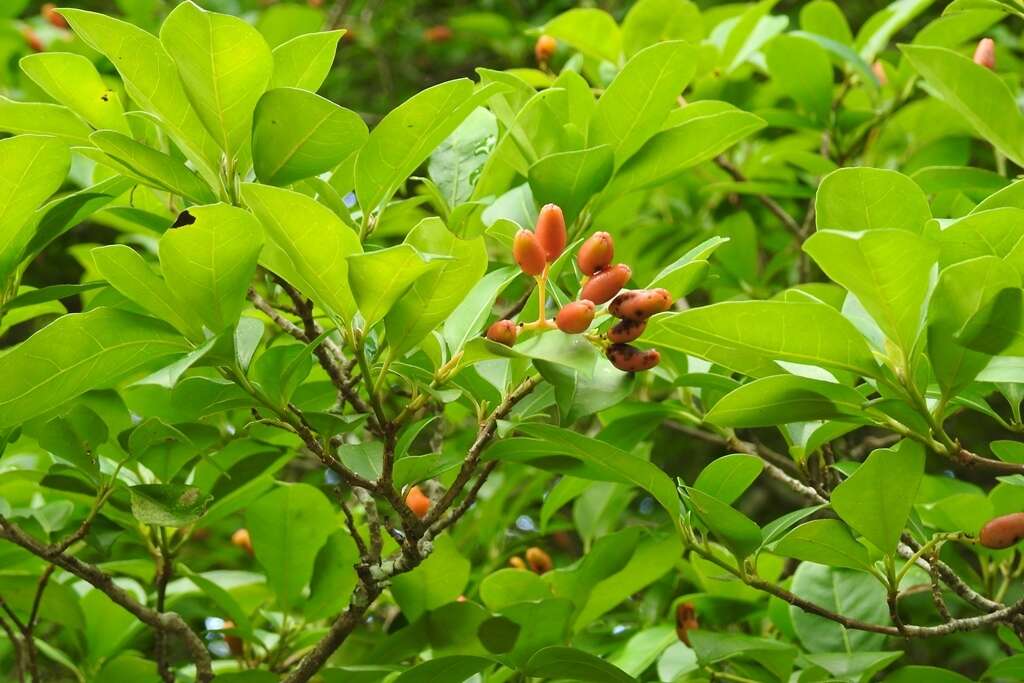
[525,546,552,573]
[577,231,613,275]
[610,288,673,321]
[556,300,595,334]
[580,264,631,304]
[406,486,431,519]
[513,229,546,276]
[231,528,253,555]
[979,512,1024,549]
[535,204,566,262]
[974,37,995,69]
[486,319,517,347]
[535,35,557,64]
[606,344,660,372]
[608,318,646,343]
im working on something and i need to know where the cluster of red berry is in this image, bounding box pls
[485,204,671,372]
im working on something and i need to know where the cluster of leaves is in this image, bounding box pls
[2,1,1024,683]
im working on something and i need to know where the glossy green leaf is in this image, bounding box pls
[528,146,613,226]
[20,52,129,133]
[348,244,444,330]
[252,88,368,186]
[935,208,1024,277]
[693,454,763,505]
[542,8,621,63]
[688,630,796,681]
[393,656,494,683]
[390,534,470,621]
[90,131,217,205]
[683,487,762,559]
[764,34,833,123]
[524,647,636,683]
[621,0,702,57]
[0,98,93,144]
[706,375,869,428]
[816,168,931,234]
[305,530,360,621]
[129,484,211,527]
[790,563,889,653]
[772,519,872,571]
[856,0,933,61]
[269,30,343,91]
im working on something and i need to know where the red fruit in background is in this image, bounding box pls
[577,231,614,275]
[486,319,518,346]
[406,486,431,519]
[41,3,67,29]
[231,528,254,555]
[556,300,595,334]
[535,204,566,262]
[424,25,453,43]
[675,603,699,645]
[606,344,660,372]
[525,546,552,573]
[222,619,244,657]
[973,37,995,69]
[608,318,646,343]
[979,512,1024,549]
[610,288,673,321]
[513,229,546,276]
[535,34,556,64]
[22,28,44,52]
[580,264,631,305]
[871,60,887,86]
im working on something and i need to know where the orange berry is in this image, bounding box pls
[231,528,253,555]
[508,556,527,570]
[21,28,44,52]
[486,319,518,347]
[535,204,566,262]
[973,37,995,69]
[556,300,595,334]
[607,318,646,343]
[871,61,887,86]
[525,546,552,573]
[424,25,453,43]
[606,344,660,372]
[675,602,698,645]
[609,288,673,321]
[406,485,430,519]
[979,512,1024,549]
[535,34,557,64]
[513,229,546,277]
[577,232,614,275]
[580,264,631,305]
[41,3,67,29]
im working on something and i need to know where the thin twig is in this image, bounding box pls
[715,156,804,239]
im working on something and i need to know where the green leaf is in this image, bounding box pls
[20,52,129,133]
[645,301,879,379]
[646,236,729,298]
[542,8,621,64]
[246,483,336,609]
[428,107,498,209]
[92,245,203,340]
[984,655,1024,680]
[0,308,187,429]
[524,647,636,683]
[804,651,903,681]
[479,569,553,611]
[688,630,796,682]
[160,1,273,156]
[384,218,486,356]
[772,519,872,571]
[764,34,833,123]
[902,44,1024,167]
[347,244,444,330]
[790,563,889,653]
[935,208,1024,277]
[61,9,221,183]
[442,266,518,354]
[241,183,362,322]
[693,453,763,505]
[252,88,368,186]
[621,0,702,58]
[305,530,360,621]
[706,376,869,428]
[856,0,933,61]
[682,487,762,559]
[607,107,765,197]
[816,168,931,234]
[356,79,506,213]
[89,131,217,205]
[0,135,71,285]
[159,204,263,333]
[804,229,938,358]
[830,439,925,554]
[720,0,783,73]
[528,146,613,226]
[394,656,494,683]
[589,41,696,166]
[0,97,92,145]
[23,176,135,262]
[269,30,343,91]
[129,484,211,527]
[884,666,972,683]
[390,534,470,622]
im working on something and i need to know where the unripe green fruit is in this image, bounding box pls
[979,512,1024,549]
[580,264,631,305]
[606,344,660,372]
[577,231,614,275]
[609,288,673,321]
[974,37,995,69]
[556,300,595,334]
[535,204,566,262]
[486,319,518,346]
[608,318,646,343]
[513,229,546,276]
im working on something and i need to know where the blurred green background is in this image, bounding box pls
[4,0,942,118]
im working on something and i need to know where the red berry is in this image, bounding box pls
[535,34,557,64]
[424,25,453,43]
[406,486,430,519]
[513,229,546,276]
[606,344,660,372]
[675,603,699,646]
[535,204,566,262]
[41,3,67,29]
[973,38,995,70]
[580,264,631,305]
[22,28,44,52]
[486,319,518,347]
[525,546,552,573]
[231,528,254,555]
[556,300,595,334]
[979,512,1024,549]
[609,288,673,321]
[608,318,646,343]
[577,231,614,275]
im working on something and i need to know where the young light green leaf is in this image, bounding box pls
[442,266,518,354]
[935,208,1024,278]
[856,0,933,61]
[830,439,926,554]
[348,244,445,330]
[816,168,931,234]
[160,1,273,156]
[20,52,129,133]
[159,204,264,333]
[542,8,621,64]
[621,0,702,58]
[0,97,92,144]
[528,146,613,227]
[764,34,833,123]
[706,375,870,428]
[90,131,217,205]
[270,30,343,91]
